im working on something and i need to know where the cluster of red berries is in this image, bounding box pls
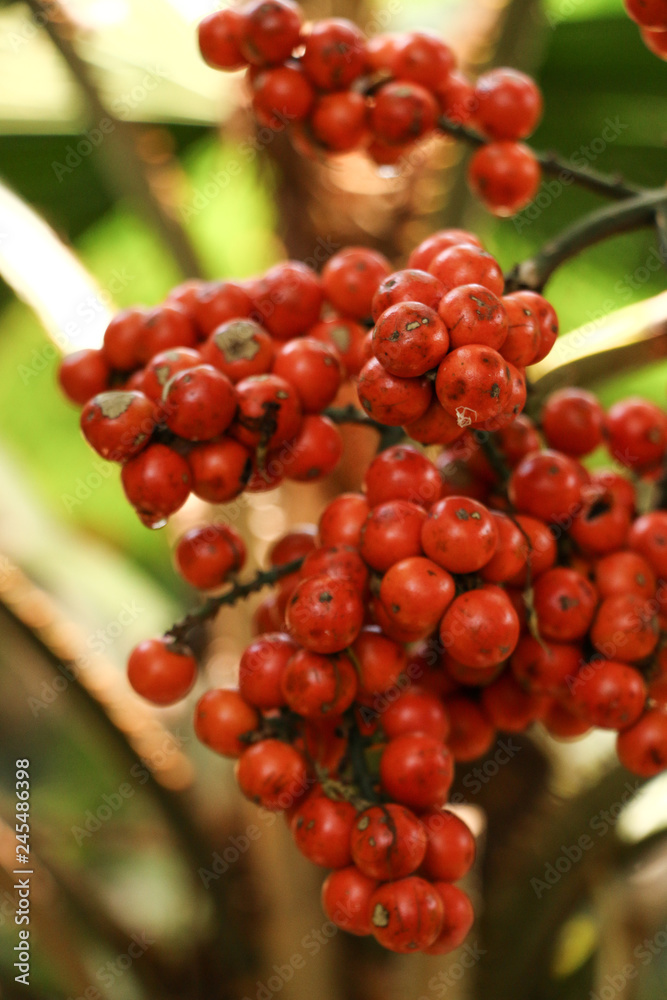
[197,0,543,215]
[358,229,557,442]
[125,386,667,953]
[57,248,388,526]
[624,0,667,60]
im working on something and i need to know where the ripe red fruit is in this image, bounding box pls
[351,804,427,880]
[480,511,529,582]
[369,877,444,953]
[121,444,192,526]
[194,688,259,756]
[352,627,408,696]
[590,594,659,663]
[640,25,667,57]
[359,499,427,572]
[235,739,308,811]
[127,638,197,705]
[436,69,477,125]
[533,567,598,642]
[309,317,368,376]
[594,551,656,601]
[59,349,110,405]
[198,8,246,70]
[440,588,520,669]
[370,81,439,145]
[508,450,585,524]
[435,344,512,428]
[468,141,541,216]
[625,0,667,28]
[174,523,246,590]
[163,365,237,441]
[424,883,475,955]
[474,67,542,140]
[499,293,541,366]
[318,493,370,548]
[511,636,582,696]
[272,338,342,413]
[193,281,253,337]
[285,574,364,654]
[251,261,323,339]
[444,694,496,761]
[251,63,314,129]
[408,229,483,271]
[372,302,450,377]
[231,373,302,451]
[80,390,155,463]
[391,31,455,87]
[481,672,547,731]
[628,510,667,577]
[188,437,252,503]
[372,269,445,322]
[310,91,369,152]
[541,387,606,456]
[102,307,148,370]
[301,18,367,90]
[438,283,508,351]
[357,357,433,426]
[428,243,504,297]
[616,708,667,776]
[381,687,450,741]
[420,810,476,882]
[300,546,368,595]
[200,319,274,383]
[281,648,358,718]
[421,495,498,573]
[280,415,343,482]
[380,734,454,810]
[321,867,377,936]
[238,0,302,67]
[322,247,392,321]
[570,661,647,730]
[364,445,442,509]
[379,558,455,638]
[291,790,357,868]
[606,396,667,471]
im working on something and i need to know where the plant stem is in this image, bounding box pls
[324,404,388,433]
[166,557,304,641]
[437,117,640,200]
[344,709,379,804]
[506,188,667,292]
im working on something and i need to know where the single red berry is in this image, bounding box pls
[301,18,367,90]
[541,387,606,456]
[606,397,667,472]
[238,0,303,67]
[359,499,427,572]
[309,317,368,376]
[594,551,656,601]
[291,789,357,868]
[272,337,342,413]
[408,230,483,271]
[372,269,445,322]
[251,261,323,339]
[435,344,512,429]
[194,688,259,756]
[231,373,302,451]
[372,302,450,378]
[420,810,476,882]
[121,443,192,526]
[127,638,197,705]
[511,636,582,696]
[640,25,667,57]
[251,63,314,129]
[628,511,667,577]
[468,141,541,216]
[590,594,659,663]
[162,365,237,441]
[616,708,667,776]
[440,588,520,669]
[364,445,442,509]
[570,660,647,730]
[512,290,559,363]
[444,694,495,761]
[352,627,408,696]
[321,867,377,936]
[193,281,254,337]
[300,545,369,595]
[508,449,586,524]
[318,493,370,548]
[369,877,444,953]
[141,303,198,360]
[142,348,203,403]
[80,390,155,463]
[422,495,499,573]
[474,67,542,140]
[238,632,296,710]
[198,8,246,70]
[58,349,110,406]
[391,31,455,87]
[533,567,599,642]
[310,91,369,153]
[286,574,364,654]
[438,283,508,352]
[102,307,148,371]
[351,804,427,880]
[381,686,451,741]
[174,523,246,590]
[322,247,392,321]
[625,0,667,28]
[235,738,309,811]
[380,734,454,810]
[499,292,541,366]
[428,244,504,297]
[480,510,529,582]
[200,319,274,384]
[435,70,477,126]
[281,647,358,718]
[280,415,343,482]
[188,437,252,503]
[481,671,547,731]
[357,356,433,426]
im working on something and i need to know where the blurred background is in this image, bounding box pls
[1,0,667,997]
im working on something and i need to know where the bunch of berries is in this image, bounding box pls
[624,0,667,60]
[358,229,557,441]
[197,0,543,215]
[125,386,667,953]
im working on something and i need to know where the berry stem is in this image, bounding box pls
[437,116,640,201]
[344,708,380,805]
[505,188,667,292]
[324,404,392,433]
[475,430,511,488]
[166,557,304,640]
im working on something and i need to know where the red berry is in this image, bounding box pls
[310,91,368,153]
[280,414,343,482]
[102,307,148,371]
[364,444,442,509]
[606,397,667,472]
[127,638,197,705]
[301,18,367,90]
[371,81,439,146]
[360,499,427,572]
[391,31,455,88]
[469,141,541,216]
[440,588,520,669]
[422,495,499,573]
[322,247,391,321]
[369,877,444,953]
[238,632,296,709]
[272,337,342,413]
[251,63,314,129]
[121,443,192,526]
[352,627,407,696]
[570,660,647,730]
[428,244,504,297]
[200,319,274,383]
[58,349,110,406]
[235,738,309,811]
[508,450,585,524]
[309,317,369,376]
[438,284,508,351]
[474,67,542,141]
[238,0,302,67]
[357,357,433,426]
[188,437,252,503]
[318,493,370,548]
[533,567,598,642]
[372,269,445,322]
[231,373,302,451]
[281,647,358,718]
[424,883,474,955]
[194,688,259,756]
[193,281,254,337]
[251,261,323,339]
[541,388,606,456]
[616,708,667,776]
[590,594,659,663]
[198,9,246,70]
[80,390,155,463]
[285,574,364,654]
[640,25,667,57]
[625,0,667,28]
[373,302,449,378]
[408,230,483,271]
[351,804,427,880]
[174,523,246,590]
[420,810,476,882]
[292,790,357,868]
[380,734,454,810]
[435,344,512,428]
[321,867,377,936]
